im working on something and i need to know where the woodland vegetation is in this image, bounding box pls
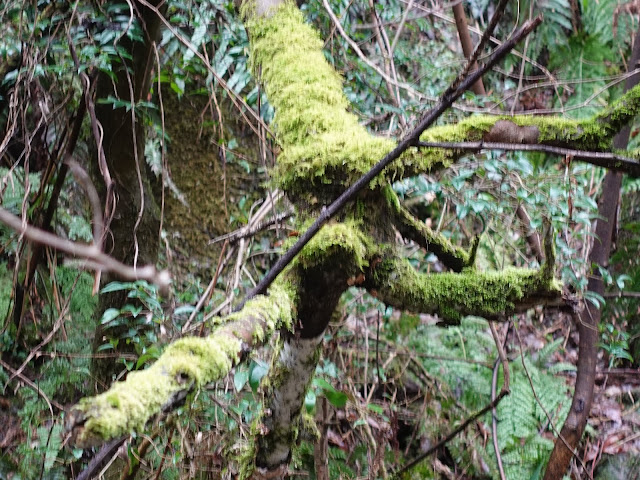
[1,0,640,479]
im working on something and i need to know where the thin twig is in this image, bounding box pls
[209,209,294,244]
[66,159,104,248]
[323,0,425,101]
[389,0,413,54]
[182,239,229,334]
[75,436,128,480]
[416,141,640,177]
[0,357,63,412]
[489,321,509,480]
[392,389,509,478]
[0,206,171,293]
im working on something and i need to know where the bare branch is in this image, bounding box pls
[0,206,171,293]
[417,140,640,177]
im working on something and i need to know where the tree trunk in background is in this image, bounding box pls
[90,0,164,390]
[452,2,485,96]
[543,27,640,479]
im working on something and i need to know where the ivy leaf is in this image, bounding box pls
[100,308,121,324]
[234,365,250,392]
[248,360,269,392]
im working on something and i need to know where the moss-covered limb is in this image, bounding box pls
[595,83,640,137]
[414,85,640,163]
[364,255,563,325]
[245,1,432,201]
[382,185,475,272]
[246,223,372,475]
[66,283,296,448]
[245,1,640,202]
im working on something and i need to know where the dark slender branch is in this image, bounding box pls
[392,389,509,478]
[75,436,127,480]
[544,23,640,480]
[417,140,640,176]
[452,1,485,95]
[469,0,510,69]
[242,17,542,304]
[515,204,544,263]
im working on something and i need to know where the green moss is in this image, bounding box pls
[246,0,640,200]
[162,89,263,278]
[421,116,499,143]
[245,2,427,196]
[73,281,300,447]
[383,185,473,271]
[225,281,296,335]
[595,83,640,134]
[295,221,374,271]
[374,257,561,324]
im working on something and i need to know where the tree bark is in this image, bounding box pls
[452,1,486,96]
[543,27,640,480]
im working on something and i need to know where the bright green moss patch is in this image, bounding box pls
[374,257,561,324]
[296,221,374,271]
[72,285,299,447]
[245,2,425,195]
[75,334,241,445]
[246,0,640,199]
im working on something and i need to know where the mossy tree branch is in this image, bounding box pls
[247,0,640,199]
[250,222,374,476]
[364,254,564,325]
[382,185,477,272]
[66,283,295,448]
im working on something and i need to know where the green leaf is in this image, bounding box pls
[249,360,268,392]
[616,274,631,289]
[305,389,316,413]
[101,281,134,294]
[174,305,196,316]
[314,378,348,408]
[100,308,121,324]
[234,366,250,392]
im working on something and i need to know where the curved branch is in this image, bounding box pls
[383,185,476,272]
[416,140,640,177]
[66,283,295,448]
[0,206,171,293]
[364,254,566,325]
